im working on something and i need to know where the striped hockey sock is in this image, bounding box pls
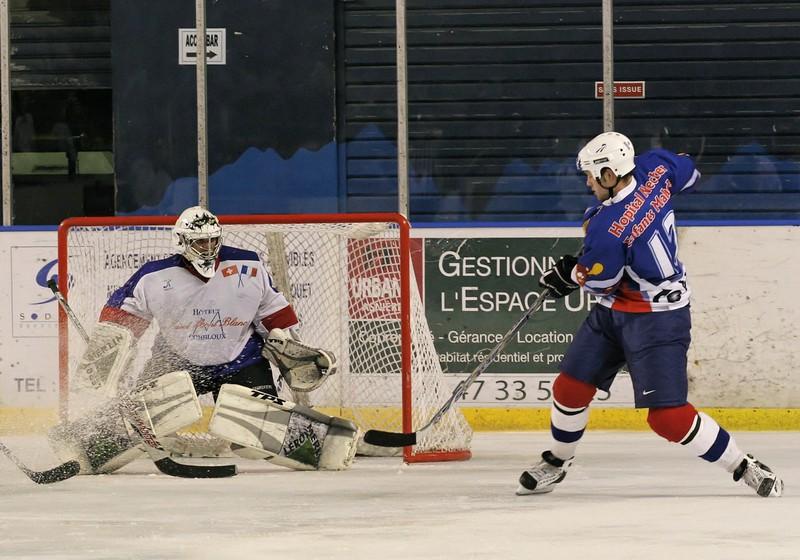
[680,412,745,472]
[648,404,744,471]
[549,373,596,461]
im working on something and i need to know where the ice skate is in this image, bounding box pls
[732,454,783,497]
[516,450,573,495]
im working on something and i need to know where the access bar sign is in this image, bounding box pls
[179,28,227,65]
[594,81,646,99]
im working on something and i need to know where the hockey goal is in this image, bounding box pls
[57,212,472,462]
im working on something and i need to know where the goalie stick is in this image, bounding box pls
[48,278,237,479]
[0,441,81,484]
[120,395,237,479]
[364,287,554,448]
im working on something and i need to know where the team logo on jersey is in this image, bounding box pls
[575,262,604,286]
[186,308,230,340]
[587,262,604,276]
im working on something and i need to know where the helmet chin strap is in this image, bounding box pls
[599,172,623,200]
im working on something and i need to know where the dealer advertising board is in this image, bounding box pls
[417,230,634,407]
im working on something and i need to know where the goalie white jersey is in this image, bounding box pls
[100,246,299,366]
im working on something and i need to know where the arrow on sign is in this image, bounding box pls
[185,50,218,59]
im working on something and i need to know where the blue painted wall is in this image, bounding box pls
[111,0,337,215]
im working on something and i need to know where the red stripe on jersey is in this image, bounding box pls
[99,305,151,338]
[261,305,299,331]
[610,280,652,313]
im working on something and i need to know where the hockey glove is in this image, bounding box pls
[539,255,579,298]
[262,328,338,392]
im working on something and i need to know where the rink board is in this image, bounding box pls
[2,405,799,435]
[0,225,798,434]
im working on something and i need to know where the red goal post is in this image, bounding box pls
[57,212,472,463]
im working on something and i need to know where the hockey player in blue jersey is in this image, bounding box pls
[517,132,783,498]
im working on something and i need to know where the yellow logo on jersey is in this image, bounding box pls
[588,262,604,276]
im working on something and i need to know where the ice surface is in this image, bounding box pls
[1,431,797,560]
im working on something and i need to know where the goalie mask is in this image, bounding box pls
[174,206,223,278]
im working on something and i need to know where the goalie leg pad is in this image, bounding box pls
[125,370,203,437]
[319,417,362,471]
[49,411,145,475]
[208,384,359,471]
[49,371,202,474]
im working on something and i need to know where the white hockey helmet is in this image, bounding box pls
[576,132,635,181]
[173,206,223,278]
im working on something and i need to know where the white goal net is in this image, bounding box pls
[57,213,472,462]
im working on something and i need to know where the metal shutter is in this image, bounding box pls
[10,0,110,89]
[340,1,800,221]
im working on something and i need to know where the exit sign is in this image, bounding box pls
[595,81,646,99]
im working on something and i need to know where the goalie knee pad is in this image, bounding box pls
[208,384,359,471]
[49,371,202,474]
[261,328,337,392]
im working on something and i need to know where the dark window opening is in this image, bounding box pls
[11,89,114,224]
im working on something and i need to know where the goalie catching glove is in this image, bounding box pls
[261,328,337,392]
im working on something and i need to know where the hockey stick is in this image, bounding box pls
[119,396,237,479]
[0,441,81,484]
[363,287,554,448]
[0,278,88,484]
[48,279,237,479]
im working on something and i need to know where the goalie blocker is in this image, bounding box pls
[74,321,136,396]
[209,384,359,471]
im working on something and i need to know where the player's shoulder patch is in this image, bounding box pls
[107,255,184,306]
[219,245,260,263]
[138,254,184,275]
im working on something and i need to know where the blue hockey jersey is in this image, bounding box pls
[574,149,701,312]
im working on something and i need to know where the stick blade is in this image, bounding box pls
[363,429,417,448]
[154,458,237,478]
[27,460,82,484]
